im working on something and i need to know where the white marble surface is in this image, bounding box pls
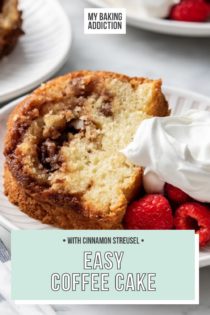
[1,0,210,314]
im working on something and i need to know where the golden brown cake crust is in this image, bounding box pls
[4,70,169,229]
[0,0,23,59]
[4,164,124,229]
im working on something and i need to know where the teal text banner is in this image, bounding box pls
[11,230,198,304]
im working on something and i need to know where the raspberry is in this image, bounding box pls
[164,183,191,205]
[169,0,209,22]
[174,202,210,247]
[124,194,173,230]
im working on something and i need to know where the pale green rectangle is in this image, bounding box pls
[12,230,196,301]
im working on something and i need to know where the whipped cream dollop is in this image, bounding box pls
[139,0,178,18]
[109,0,177,19]
[122,110,210,202]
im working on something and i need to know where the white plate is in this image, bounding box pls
[0,87,210,267]
[87,0,210,37]
[0,0,72,103]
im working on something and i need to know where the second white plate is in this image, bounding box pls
[0,86,210,267]
[87,0,210,37]
[0,0,72,103]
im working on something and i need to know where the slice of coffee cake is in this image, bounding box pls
[4,71,169,229]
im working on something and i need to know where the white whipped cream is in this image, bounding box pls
[109,0,177,19]
[122,110,210,202]
[139,0,178,18]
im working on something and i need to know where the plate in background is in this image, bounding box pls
[87,0,210,37]
[0,0,72,103]
[0,87,210,267]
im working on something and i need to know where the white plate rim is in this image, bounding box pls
[0,0,72,103]
[0,86,210,268]
[86,0,210,37]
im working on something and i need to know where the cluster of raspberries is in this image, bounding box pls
[124,183,210,247]
[169,0,210,22]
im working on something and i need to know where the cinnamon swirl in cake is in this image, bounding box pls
[4,71,169,229]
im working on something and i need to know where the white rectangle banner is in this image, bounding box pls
[84,8,126,34]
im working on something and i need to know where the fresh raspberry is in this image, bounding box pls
[174,202,210,247]
[124,194,173,230]
[169,0,209,22]
[165,183,191,205]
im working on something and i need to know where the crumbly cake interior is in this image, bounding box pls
[0,0,19,28]
[0,0,23,58]
[10,75,165,218]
